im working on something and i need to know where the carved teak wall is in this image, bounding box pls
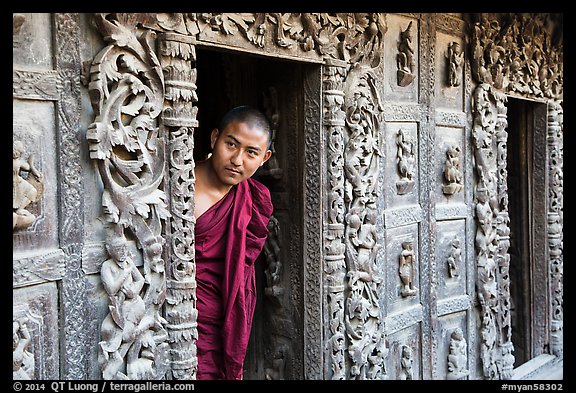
[13,13,562,380]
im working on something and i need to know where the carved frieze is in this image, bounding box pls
[87,13,170,380]
[470,13,563,100]
[143,13,387,65]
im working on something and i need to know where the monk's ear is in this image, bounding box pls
[210,128,220,149]
[260,149,272,166]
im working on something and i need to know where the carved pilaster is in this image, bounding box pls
[471,83,514,379]
[159,32,199,380]
[87,13,170,380]
[547,100,563,356]
[343,63,387,380]
[322,59,347,380]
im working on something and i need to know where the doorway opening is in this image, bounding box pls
[194,47,310,379]
[506,97,549,367]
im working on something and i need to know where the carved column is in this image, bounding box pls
[322,59,348,380]
[471,83,514,379]
[158,32,199,380]
[547,100,563,356]
[87,13,170,380]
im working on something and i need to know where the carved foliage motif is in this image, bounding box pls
[159,32,199,381]
[13,140,44,231]
[343,64,387,380]
[323,62,347,380]
[547,100,563,356]
[470,13,563,99]
[472,83,514,379]
[148,13,387,64]
[87,13,170,380]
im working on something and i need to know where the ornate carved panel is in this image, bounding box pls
[436,220,467,300]
[434,312,468,380]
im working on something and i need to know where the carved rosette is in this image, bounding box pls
[342,63,387,380]
[158,32,199,380]
[547,100,563,356]
[87,13,170,380]
[471,83,514,379]
[470,13,563,100]
[322,60,348,380]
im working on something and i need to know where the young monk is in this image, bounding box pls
[193,106,273,380]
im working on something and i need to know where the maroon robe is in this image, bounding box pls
[195,177,273,380]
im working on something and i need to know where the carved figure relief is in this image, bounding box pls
[447,328,469,380]
[13,319,34,380]
[399,345,414,380]
[87,13,170,380]
[343,63,387,380]
[395,129,416,195]
[98,234,169,379]
[447,237,462,278]
[396,21,416,87]
[447,42,464,87]
[442,145,463,195]
[472,83,514,379]
[13,140,44,231]
[399,241,418,297]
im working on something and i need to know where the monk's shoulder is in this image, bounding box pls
[246,178,273,216]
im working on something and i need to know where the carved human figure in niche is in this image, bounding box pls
[443,145,463,195]
[447,237,462,278]
[99,234,156,379]
[447,327,469,380]
[399,241,418,297]
[13,319,34,380]
[349,205,379,283]
[448,42,464,87]
[399,345,414,380]
[13,140,44,231]
[396,21,416,87]
[396,129,416,195]
[263,215,283,300]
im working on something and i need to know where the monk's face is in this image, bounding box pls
[209,120,272,187]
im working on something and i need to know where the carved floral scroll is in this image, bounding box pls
[87,13,170,380]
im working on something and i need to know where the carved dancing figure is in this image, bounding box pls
[399,345,414,380]
[442,145,463,195]
[13,319,34,380]
[13,140,44,230]
[448,42,464,87]
[396,129,416,195]
[399,241,418,297]
[447,237,462,278]
[396,21,416,86]
[447,327,469,380]
[99,234,152,379]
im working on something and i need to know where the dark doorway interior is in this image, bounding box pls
[506,98,549,367]
[195,47,307,379]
